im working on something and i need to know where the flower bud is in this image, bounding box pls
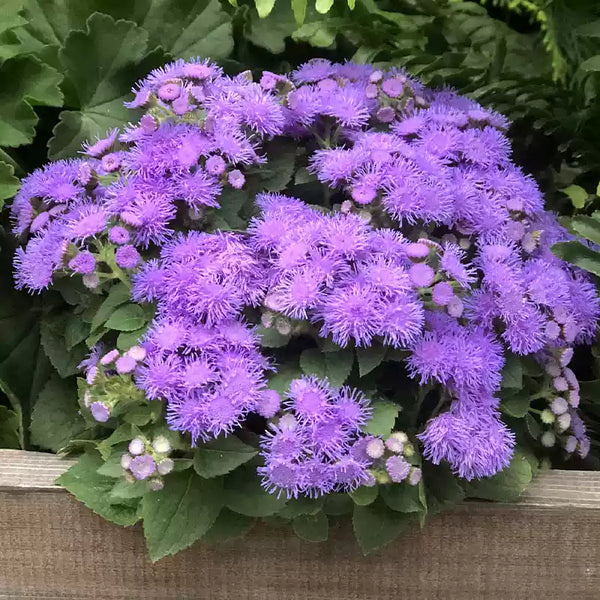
[540,409,555,424]
[152,435,171,454]
[157,458,175,475]
[129,438,145,456]
[120,453,132,470]
[541,430,556,447]
[556,412,571,432]
[148,478,164,491]
[408,467,422,486]
[366,438,385,459]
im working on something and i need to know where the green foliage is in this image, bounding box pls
[141,471,224,561]
[292,511,329,542]
[57,452,140,526]
[362,400,399,437]
[193,435,258,478]
[352,499,412,554]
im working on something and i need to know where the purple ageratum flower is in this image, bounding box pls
[386,455,411,483]
[82,128,119,158]
[116,354,137,374]
[259,377,373,498]
[206,155,226,176]
[68,251,96,274]
[256,389,281,419]
[409,263,435,288]
[108,226,130,245]
[382,77,404,98]
[115,245,141,269]
[419,405,515,480]
[129,455,157,480]
[90,401,110,423]
[432,282,454,306]
[228,169,245,189]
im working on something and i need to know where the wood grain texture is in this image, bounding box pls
[1,451,599,599]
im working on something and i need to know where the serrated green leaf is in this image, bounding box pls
[142,471,223,561]
[292,511,328,542]
[464,450,532,502]
[353,499,411,554]
[501,392,530,418]
[323,492,353,515]
[551,241,600,277]
[40,313,87,377]
[202,509,256,544]
[525,413,542,440]
[256,326,290,348]
[57,452,139,526]
[362,400,399,437]
[380,482,426,514]
[0,55,63,147]
[141,0,233,60]
[562,184,588,209]
[260,138,296,190]
[30,377,85,452]
[91,283,130,331]
[277,496,324,518]
[325,348,354,387]
[225,467,287,517]
[0,405,20,448]
[572,215,600,246]
[110,479,148,500]
[105,304,146,332]
[350,484,378,506]
[501,354,522,389]
[193,435,257,478]
[64,314,90,351]
[49,14,167,159]
[116,327,147,351]
[0,161,19,202]
[356,345,387,377]
[300,348,327,378]
[267,363,302,397]
[423,462,464,516]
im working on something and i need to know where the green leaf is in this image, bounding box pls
[110,479,148,500]
[324,348,354,387]
[292,511,328,542]
[267,363,302,397]
[30,377,86,452]
[572,215,600,246]
[225,467,287,517]
[141,471,223,562]
[292,0,308,24]
[0,55,63,147]
[581,55,600,71]
[0,161,19,202]
[202,509,256,544]
[277,496,324,518]
[562,185,588,209]
[356,345,387,377]
[255,0,276,18]
[40,313,87,378]
[141,0,233,61]
[464,450,532,502]
[90,283,130,331]
[350,484,378,506]
[501,392,530,418]
[57,452,139,526]
[551,241,600,277]
[105,304,146,332]
[49,14,167,159]
[0,405,20,448]
[353,499,411,554]
[501,354,523,389]
[259,138,296,190]
[64,314,90,351]
[256,326,290,348]
[315,0,334,14]
[323,492,353,515]
[362,400,399,437]
[193,435,258,478]
[380,482,426,514]
[116,327,147,351]
[525,412,542,440]
[423,462,464,516]
[300,348,326,378]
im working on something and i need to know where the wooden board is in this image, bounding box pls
[1,450,599,599]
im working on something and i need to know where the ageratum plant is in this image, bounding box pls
[10,58,599,559]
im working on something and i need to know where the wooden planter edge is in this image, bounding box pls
[1,450,600,600]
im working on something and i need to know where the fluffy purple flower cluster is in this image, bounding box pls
[12,57,600,483]
[258,377,374,497]
[132,232,271,444]
[251,193,424,348]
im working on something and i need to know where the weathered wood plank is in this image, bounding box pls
[1,451,599,599]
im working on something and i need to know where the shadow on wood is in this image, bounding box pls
[1,450,599,599]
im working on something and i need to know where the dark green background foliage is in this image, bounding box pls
[1,0,600,557]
